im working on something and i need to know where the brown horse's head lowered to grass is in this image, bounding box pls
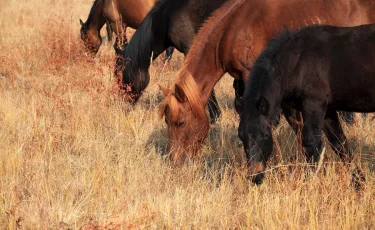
[159,70,209,163]
[158,0,241,162]
[159,0,375,174]
[80,18,102,56]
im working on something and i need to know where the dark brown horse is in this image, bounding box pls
[79,0,158,55]
[116,0,227,122]
[239,23,375,185]
[159,0,375,164]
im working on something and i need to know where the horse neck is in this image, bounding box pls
[123,6,168,76]
[85,0,106,31]
[180,0,244,105]
[185,57,225,106]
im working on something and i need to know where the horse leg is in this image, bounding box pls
[339,111,355,126]
[281,104,304,160]
[103,1,127,51]
[109,20,127,51]
[323,110,365,189]
[301,100,325,165]
[164,47,174,62]
[106,22,113,43]
[281,103,303,134]
[207,90,221,124]
[116,23,128,50]
[233,79,245,114]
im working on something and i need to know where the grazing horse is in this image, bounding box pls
[79,0,160,55]
[238,24,375,185]
[159,0,375,165]
[117,0,227,122]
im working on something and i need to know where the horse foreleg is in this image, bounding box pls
[106,22,113,42]
[339,111,355,126]
[324,110,351,160]
[207,90,221,124]
[110,21,128,51]
[164,47,175,62]
[281,103,303,134]
[301,100,326,165]
[281,103,304,157]
[122,23,128,46]
[323,110,365,189]
[233,79,245,114]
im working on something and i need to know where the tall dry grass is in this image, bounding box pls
[0,0,374,229]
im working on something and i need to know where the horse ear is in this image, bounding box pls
[158,84,171,96]
[80,19,84,26]
[174,84,187,102]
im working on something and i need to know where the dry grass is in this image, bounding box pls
[0,0,374,229]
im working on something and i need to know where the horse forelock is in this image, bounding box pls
[159,69,207,122]
[177,68,207,120]
[159,93,180,122]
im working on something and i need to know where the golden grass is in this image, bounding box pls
[0,0,374,229]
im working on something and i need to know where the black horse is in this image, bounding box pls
[238,24,375,186]
[115,0,227,123]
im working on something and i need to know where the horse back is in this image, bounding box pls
[284,24,375,112]
[218,0,375,82]
[103,0,158,28]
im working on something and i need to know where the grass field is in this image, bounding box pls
[0,0,374,229]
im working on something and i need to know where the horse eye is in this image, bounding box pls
[164,117,170,125]
[176,121,185,127]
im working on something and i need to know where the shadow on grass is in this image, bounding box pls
[145,126,169,158]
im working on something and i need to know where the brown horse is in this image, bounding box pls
[159,0,375,164]
[79,0,158,55]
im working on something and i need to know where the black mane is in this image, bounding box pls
[88,0,101,20]
[121,0,189,76]
[82,0,102,26]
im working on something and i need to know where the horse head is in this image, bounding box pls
[79,19,102,56]
[238,96,275,184]
[159,81,209,164]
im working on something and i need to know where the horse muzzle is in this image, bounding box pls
[247,162,265,185]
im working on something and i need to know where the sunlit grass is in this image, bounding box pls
[0,0,374,229]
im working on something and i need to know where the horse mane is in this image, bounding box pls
[88,0,101,19]
[160,0,244,120]
[182,0,244,65]
[122,0,181,79]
